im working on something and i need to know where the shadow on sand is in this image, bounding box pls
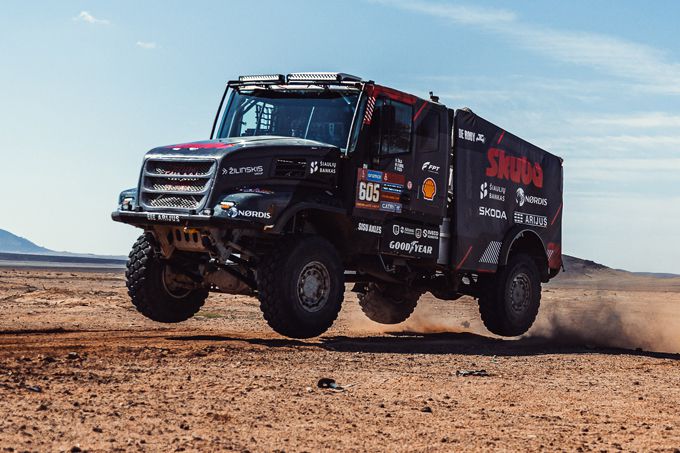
[168,331,680,361]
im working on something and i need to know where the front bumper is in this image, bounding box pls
[111,210,261,229]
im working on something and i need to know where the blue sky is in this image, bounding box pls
[1,1,679,272]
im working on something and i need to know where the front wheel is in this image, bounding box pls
[257,236,344,339]
[478,253,541,336]
[126,234,208,323]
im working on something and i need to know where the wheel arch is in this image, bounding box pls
[499,228,549,282]
[271,203,351,257]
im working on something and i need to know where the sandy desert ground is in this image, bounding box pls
[0,266,679,452]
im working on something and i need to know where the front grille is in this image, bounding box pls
[274,158,307,178]
[140,159,216,211]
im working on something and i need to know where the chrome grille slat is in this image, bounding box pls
[140,159,216,211]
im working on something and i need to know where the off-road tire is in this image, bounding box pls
[478,253,541,336]
[358,283,420,324]
[257,236,344,339]
[126,234,208,323]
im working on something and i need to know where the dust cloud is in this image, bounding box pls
[346,294,474,336]
[527,290,680,354]
[346,289,680,355]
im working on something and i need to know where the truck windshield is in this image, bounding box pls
[217,88,360,149]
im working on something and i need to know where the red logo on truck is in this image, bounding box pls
[485,148,543,189]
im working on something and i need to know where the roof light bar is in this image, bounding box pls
[287,72,362,83]
[237,74,285,83]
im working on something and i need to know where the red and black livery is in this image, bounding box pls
[113,72,563,339]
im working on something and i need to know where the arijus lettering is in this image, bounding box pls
[479,206,507,220]
[357,222,382,235]
[388,240,434,255]
[310,161,337,175]
[146,213,180,223]
[486,148,543,189]
[458,129,486,144]
[514,211,547,228]
[516,188,547,207]
[223,165,264,176]
[480,182,506,202]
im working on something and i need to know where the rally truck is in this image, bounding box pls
[112,72,563,338]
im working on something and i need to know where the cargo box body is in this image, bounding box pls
[451,109,563,275]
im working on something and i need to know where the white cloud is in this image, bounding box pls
[378,0,680,95]
[136,41,157,50]
[74,11,110,25]
[573,113,680,129]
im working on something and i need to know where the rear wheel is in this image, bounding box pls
[358,283,420,324]
[126,234,208,323]
[257,236,344,338]
[478,253,541,336]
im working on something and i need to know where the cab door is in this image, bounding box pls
[351,89,449,261]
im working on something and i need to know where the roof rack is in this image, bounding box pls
[229,72,364,86]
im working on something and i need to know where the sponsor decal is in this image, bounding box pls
[223,165,264,176]
[393,158,404,173]
[458,129,486,144]
[514,211,547,228]
[357,222,382,234]
[392,224,415,237]
[226,208,271,219]
[515,187,548,207]
[367,170,383,182]
[310,161,337,175]
[382,221,439,258]
[239,209,272,219]
[485,148,543,188]
[422,228,439,240]
[480,182,506,202]
[355,169,404,213]
[146,213,180,223]
[380,201,402,213]
[422,177,437,201]
[388,240,434,255]
[421,161,440,174]
[238,187,274,194]
[478,206,507,220]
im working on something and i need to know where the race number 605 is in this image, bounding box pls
[358,181,380,203]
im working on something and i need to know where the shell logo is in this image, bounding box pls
[422,177,437,201]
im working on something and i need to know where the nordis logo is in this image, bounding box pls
[485,148,544,189]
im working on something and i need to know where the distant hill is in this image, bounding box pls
[0,229,125,262]
[0,229,51,254]
[552,255,680,291]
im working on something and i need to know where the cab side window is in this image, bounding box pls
[370,97,413,156]
[415,108,440,154]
